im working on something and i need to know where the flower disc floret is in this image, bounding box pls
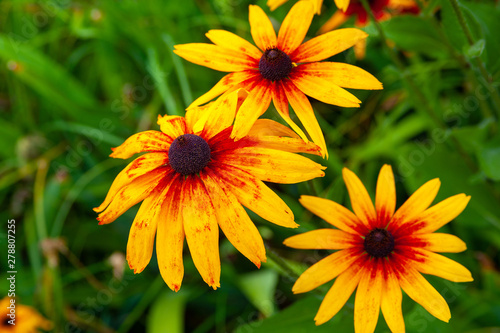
[168,134,211,175]
[259,48,293,81]
[364,228,394,258]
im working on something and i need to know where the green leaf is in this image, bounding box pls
[147,289,190,333]
[238,270,279,317]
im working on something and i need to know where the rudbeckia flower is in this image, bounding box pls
[267,0,350,14]
[285,165,473,333]
[174,1,382,157]
[94,91,326,291]
[0,297,52,333]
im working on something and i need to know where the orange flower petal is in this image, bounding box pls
[354,261,383,333]
[215,164,298,228]
[397,267,451,322]
[223,146,325,184]
[249,134,322,156]
[314,264,363,325]
[249,5,277,51]
[297,62,383,90]
[410,249,473,283]
[284,229,357,250]
[96,168,168,225]
[127,182,170,274]
[271,82,309,142]
[174,43,257,72]
[290,70,362,107]
[206,29,262,60]
[391,178,441,228]
[267,0,289,11]
[291,28,368,63]
[335,0,350,11]
[380,264,405,333]
[411,233,467,253]
[277,1,315,54]
[157,177,185,292]
[202,171,266,267]
[94,152,168,212]
[282,80,328,157]
[248,118,299,138]
[110,131,171,159]
[375,164,396,227]
[342,168,377,229]
[194,89,240,138]
[299,195,368,235]
[189,70,260,108]
[157,115,188,140]
[182,176,221,290]
[318,11,349,34]
[231,79,273,140]
[414,194,471,234]
[292,248,362,293]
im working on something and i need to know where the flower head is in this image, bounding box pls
[0,297,52,333]
[174,1,382,157]
[285,165,472,333]
[94,90,326,291]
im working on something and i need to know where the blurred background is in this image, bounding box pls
[1,0,499,332]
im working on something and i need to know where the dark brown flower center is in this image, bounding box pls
[168,134,211,175]
[259,48,293,81]
[364,228,394,258]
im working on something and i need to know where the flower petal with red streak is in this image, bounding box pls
[271,82,309,142]
[380,263,405,333]
[110,131,171,159]
[206,29,262,60]
[375,164,396,228]
[354,261,383,333]
[342,168,377,229]
[277,1,315,54]
[249,5,277,51]
[157,115,188,140]
[284,229,357,250]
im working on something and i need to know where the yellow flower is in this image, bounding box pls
[0,297,52,333]
[94,90,326,291]
[174,1,382,157]
[285,165,473,333]
[267,0,350,14]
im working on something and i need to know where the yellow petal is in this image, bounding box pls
[290,70,362,107]
[411,233,467,253]
[282,80,328,157]
[174,43,257,72]
[96,168,168,225]
[223,146,325,184]
[398,267,451,322]
[202,171,266,267]
[110,131,171,159]
[94,152,168,213]
[157,115,188,139]
[354,38,367,60]
[194,89,240,138]
[248,118,299,138]
[127,184,169,274]
[182,176,221,290]
[297,62,383,90]
[157,176,185,292]
[215,164,298,228]
[206,29,262,60]
[335,0,350,11]
[314,264,363,325]
[313,0,324,14]
[375,164,396,227]
[292,248,361,293]
[411,249,473,283]
[415,194,471,234]
[299,195,367,235]
[291,28,368,63]
[231,79,273,140]
[354,262,382,333]
[380,264,405,333]
[277,1,315,54]
[342,168,377,229]
[249,5,277,52]
[189,70,260,108]
[391,178,441,227]
[318,10,349,34]
[267,0,289,11]
[250,135,322,156]
[271,81,309,142]
[284,229,357,250]
[186,104,210,131]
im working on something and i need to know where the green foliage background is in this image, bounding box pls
[0,0,499,332]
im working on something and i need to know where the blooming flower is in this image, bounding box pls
[174,1,382,157]
[0,297,52,333]
[267,0,350,14]
[94,90,326,291]
[284,165,473,333]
